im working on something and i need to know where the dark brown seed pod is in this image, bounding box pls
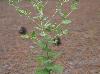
[18,26,27,35]
[53,37,61,46]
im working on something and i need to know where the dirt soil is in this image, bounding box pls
[0,0,100,74]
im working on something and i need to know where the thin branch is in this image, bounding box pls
[66,11,73,17]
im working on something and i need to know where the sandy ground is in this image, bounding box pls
[0,0,100,74]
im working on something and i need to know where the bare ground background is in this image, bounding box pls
[0,0,100,74]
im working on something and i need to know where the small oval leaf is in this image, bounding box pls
[71,0,79,11]
[62,19,72,25]
[16,7,31,16]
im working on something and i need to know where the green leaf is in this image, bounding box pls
[52,65,63,74]
[16,7,31,16]
[44,60,52,65]
[44,23,52,32]
[9,0,21,5]
[62,19,72,25]
[38,40,46,49]
[20,34,30,39]
[45,63,54,71]
[48,51,61,59]
[36,55,53,67]
[59,11,68,18]
[40,31,47,37]
[37,40,51,52]
[71,0,79,11]
[62,29,69,35]
[31,31,36,40]
[35,2,44,15]
[25,0,33,2]
[36,56,48,64]
[62,12,68,18]
[35,68,49,74]
[46,64,64,74]
[55,27,63,36]
[43,35,53,45]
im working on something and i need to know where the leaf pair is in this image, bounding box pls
[36,55,52,65]
[35,64,63,74]
[46,64,63,74]
[35,68,50,74]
